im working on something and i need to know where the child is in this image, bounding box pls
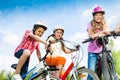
[45,25,79,79]
[12,21,48,80]
[87,6,110,80]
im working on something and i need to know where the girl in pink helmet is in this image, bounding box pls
[87,6,110,80]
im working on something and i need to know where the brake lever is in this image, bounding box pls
[111,31,116,39]
[76,45,80,49]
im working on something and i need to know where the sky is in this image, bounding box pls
[0,0,120,72]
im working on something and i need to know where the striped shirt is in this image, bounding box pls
[15,30,39,54]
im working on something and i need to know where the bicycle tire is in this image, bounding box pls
[70,67,99,80]
[107,53,118,80]
[101,52,111,80]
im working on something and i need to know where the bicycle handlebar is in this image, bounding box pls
[39,40,80,61]
[82,31,120,44]
[39,41,52,61]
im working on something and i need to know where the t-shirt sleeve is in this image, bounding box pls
[24,30,32,38]
[87,23,92,31]
[46,36,55,43]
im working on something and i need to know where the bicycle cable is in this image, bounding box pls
[62,39,85,67]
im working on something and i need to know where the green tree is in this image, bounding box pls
[0,70,9,80]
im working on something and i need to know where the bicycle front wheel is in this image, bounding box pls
[70,67,99,80]
[101,52,111,80]
[107,53,118,80]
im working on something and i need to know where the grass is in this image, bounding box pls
[0,70,9,80]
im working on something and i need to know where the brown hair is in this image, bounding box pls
[46,34,65,51]
[32,24,47,34]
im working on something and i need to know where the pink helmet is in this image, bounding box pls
[92,6,105,16]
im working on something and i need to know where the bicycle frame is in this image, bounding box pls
[61,62,74,80]
[82,32,119,80]
[60,47,84,80]
[10,44,54,80]
[100,37,117,80]
[61,39,99,80]
[29,40,82,80]
[28,40,98,80]
[10,63,44,80]
[23,63,43,80]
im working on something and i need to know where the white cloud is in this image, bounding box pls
[82,4,99,18]
[107,16,117,26]
[2,34,19,46]
[69,32,88,42]
[82,9,92,17]
[0,54,18,72]
[113,37,120,51]
[0,28,19,46]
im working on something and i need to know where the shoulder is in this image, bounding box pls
[24,30,33,35]
[47,34,55,40]
[23,30,33,38]
[48,36,55,40]
[87,22,92,28]
[87,22,92,31]
[25,30,32,33]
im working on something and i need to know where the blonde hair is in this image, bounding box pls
[91,15,106,33]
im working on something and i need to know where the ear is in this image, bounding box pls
[32,28,35,34]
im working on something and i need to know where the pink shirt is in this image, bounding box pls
[87,23,103,53]
[15,30,39,54]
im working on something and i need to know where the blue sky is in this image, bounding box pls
[0,0,120,71]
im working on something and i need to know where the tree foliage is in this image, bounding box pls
[108,39,120,78]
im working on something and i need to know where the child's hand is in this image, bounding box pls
[45,42,49,49]
[76,45,80,51]
[98,33,105,37]
[49,40,56,44]
[102,30,111,35]
[71,45,80,52]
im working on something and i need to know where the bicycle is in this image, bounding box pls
[82,31,119,80]
[30,39,99,80]
[8,42,59,80]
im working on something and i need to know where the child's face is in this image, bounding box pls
[34,27,45,37]
[94,13,103,23]
[54,29,63,39]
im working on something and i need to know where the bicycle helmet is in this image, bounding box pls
[53,25,64,33]
[33,21,47,31]
[92,6,105,16]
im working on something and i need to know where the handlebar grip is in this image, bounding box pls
[76,45,80,48]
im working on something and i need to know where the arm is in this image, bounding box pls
[36,49,41,62]
[87,29,100,39]
[63,45,79,54]
[88,24,110,39]
[29,33,47,45]
[102,24,111,35]
[63,47,71,54]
